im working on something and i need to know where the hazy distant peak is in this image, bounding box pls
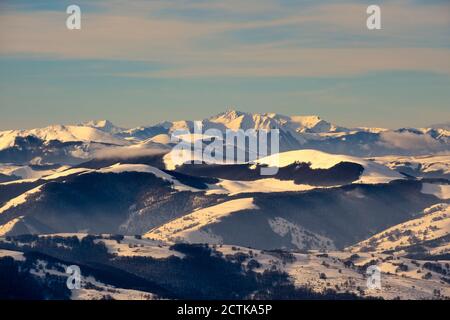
[81,119,124,134]
[207,110,344,133]
[210,109,247,120]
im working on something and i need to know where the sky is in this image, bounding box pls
[0,0,449,130]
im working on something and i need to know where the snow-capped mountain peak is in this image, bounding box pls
[207,109,347,134]
[0,124,128,152]
[209,109,268,131]
[2,110,449,166]
[80,119,124,134]
[211,108,247,120]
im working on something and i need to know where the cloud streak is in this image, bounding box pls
[378,131,445,151]
[0,0,449,78]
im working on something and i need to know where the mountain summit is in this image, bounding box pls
[208,109,346,133]
[81,120,124,134]
[0,110,449,165]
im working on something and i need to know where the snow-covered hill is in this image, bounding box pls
[164,148,403,185]
[0,156,436,249]
[349,203,450,255]
[370,154,450,179]
[144,198,258,243]
[0,125,126,150]
[0,164,64,181]
[2,234,448,300]
[255,149,404,184]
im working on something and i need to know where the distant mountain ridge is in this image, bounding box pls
[80,119,125,135]
[0,110,449,166]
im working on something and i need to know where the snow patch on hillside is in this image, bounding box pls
[73,285,156,300]
[27,257,157,300]
[42,168,92,180]
[0,165,59,180]
[269,217,335,250]
[206,178,317,195]
[0,249,25,261]
[421,183,450,200]
[0,186,42,215]
[349,203,450,253]
[94,237,185,259]
[148,134,171,145]
[97,163,201,192]
[0,217,23,236]
[144,198,258,243]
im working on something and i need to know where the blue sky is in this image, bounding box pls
[0,0,449,129]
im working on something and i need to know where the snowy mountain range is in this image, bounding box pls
[0,109,449,300]
[1,110,448,166]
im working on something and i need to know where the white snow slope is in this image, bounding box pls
[0,125,126,150]
[349,203,450,254]
[144,198,258,243]
[256,149,404,184]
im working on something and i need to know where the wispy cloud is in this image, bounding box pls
[379,131,445,151]
[0,0,449,78]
